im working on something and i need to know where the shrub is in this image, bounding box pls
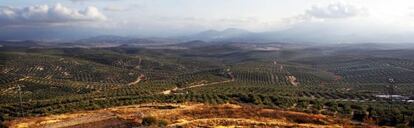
[352,111,367,122]
[395,124,409,128]
[142,116,157,126]
[158,119,168,127]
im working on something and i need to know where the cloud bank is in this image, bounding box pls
[0,3,106,26]
[305,2,365,19]
[283,2,367,28]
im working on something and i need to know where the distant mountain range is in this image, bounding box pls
[178,28,253,41]
[175,26,414,43]
[2,24,414,44]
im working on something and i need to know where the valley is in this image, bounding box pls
[2,1,414,127]
[0,41,414,127]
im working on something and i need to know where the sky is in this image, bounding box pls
[1,0,414,42]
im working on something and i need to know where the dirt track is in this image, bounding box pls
[127,74,144,86]
[161,80,234,95]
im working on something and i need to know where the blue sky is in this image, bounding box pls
[1,0,414,42]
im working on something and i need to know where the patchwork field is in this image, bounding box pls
[0,42,414,127]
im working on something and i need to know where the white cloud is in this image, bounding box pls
[70,0,122,3]
[70,0,87,2]
[0,3,106,26]
[103,6,129,12]
[305,2,365,19]
[283,2,367,26]
[104,6,122,12]
[409,7,414,17]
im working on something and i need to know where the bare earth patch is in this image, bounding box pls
[6,103,357,128]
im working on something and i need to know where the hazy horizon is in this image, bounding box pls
[2,0,414,43]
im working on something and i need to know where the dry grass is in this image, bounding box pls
[6,103,355,128]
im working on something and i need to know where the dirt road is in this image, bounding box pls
[127,74,145,86]
[161,79,234,95]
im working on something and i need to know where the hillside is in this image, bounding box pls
[0,42,413,127]
[6,103,363,128]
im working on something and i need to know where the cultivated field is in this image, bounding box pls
[0,42,413,127]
